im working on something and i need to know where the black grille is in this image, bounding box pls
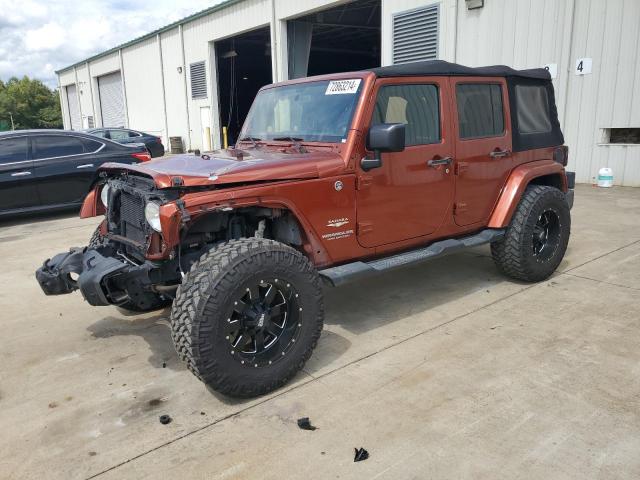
[109,190,147,245]
[118,192,147,245]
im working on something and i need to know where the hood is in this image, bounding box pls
[100,147,346,188]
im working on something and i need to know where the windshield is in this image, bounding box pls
[240,79,363,143]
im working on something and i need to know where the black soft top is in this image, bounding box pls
[369,60,551,80]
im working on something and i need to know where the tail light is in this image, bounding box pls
[553,146,568,166]
[132,152,151,162]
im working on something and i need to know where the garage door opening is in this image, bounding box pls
[215,26,272,146]
[98,71,125,128]
[287,0,381,80]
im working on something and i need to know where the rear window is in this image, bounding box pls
[33,136,85,159]
[456,84,504,139]
[515,84,552,134]
[0,136,28,164]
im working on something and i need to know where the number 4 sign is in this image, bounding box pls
[575,58,592,75]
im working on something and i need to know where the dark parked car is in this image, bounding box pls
[85,128,165,158]
[0,129,150,217]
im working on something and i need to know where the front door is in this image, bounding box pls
[0,135,39,211]
[451,78,513,226]
[356,78,455,248]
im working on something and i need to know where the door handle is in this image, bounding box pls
[489,149,511,158]
[11,171,31,177]
[427,156,452,167]
[76,164,94,169]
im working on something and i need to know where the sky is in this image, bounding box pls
[0,0,224,89]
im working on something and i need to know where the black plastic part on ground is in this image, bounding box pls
[297,417,317,431]
[354,448,369,462]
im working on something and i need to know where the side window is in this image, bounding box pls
[128,131,141,138]
[456,84,504,139]
[33,136,85,159]
[515,84,552,134]
[90,130,108,138]
[0,137,28,164]
[372,84,440,146]
[109,130,130,141]
[83,138,103,152]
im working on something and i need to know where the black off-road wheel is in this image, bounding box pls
[170,238,324,398]
[88,226,170,313]
[491,185,571,282]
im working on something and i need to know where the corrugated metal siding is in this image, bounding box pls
[121,37,165,135]
[392,4,439,64]
[160,28,190,149]
[454,0,640,186]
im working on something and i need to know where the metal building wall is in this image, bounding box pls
[160,28,190,151]
[452,0,640,186]
[121,37,166,139]
[55,0,640,185]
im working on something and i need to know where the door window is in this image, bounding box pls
[90,130,108,138]
[32,135,85,159]
[0,137,28,164]
[372,84,440,146]
[82,138,103,153]
[456,84,504,139]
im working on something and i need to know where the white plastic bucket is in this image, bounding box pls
[597,167,613,188]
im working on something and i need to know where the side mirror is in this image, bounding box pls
[367,123,406,152]
[361,123,406,171]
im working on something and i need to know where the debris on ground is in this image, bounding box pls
[159,414,172,425]
[297,417,317,431]
[162,362,167,368]
[354,447,369,462]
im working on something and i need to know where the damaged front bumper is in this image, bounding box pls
[35,247,169,306]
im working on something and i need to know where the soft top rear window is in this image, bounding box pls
[515,84,552,134]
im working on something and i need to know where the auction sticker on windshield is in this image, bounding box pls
[325,79,361,95]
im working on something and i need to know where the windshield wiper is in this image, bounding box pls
[238,136,261,148]
[273,136,307,153]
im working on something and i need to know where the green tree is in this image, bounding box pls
[0,76,63,130]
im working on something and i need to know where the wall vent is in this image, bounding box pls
[392,4,439,64]
[603,128,640,144]
[190,61,207,99]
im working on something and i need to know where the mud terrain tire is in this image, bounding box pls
[491,185,570,282]
[170,238,324,398]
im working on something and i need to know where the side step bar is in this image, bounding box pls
[319,228,505,287]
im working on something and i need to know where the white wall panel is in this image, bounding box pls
[161,28,190,150]
[121,38,165,137]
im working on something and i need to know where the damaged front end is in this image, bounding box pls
[35,243,179,306]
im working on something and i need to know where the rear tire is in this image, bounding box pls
[491,185,570,282]
[170,238,324,398]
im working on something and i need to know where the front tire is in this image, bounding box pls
[491,185,570,282]
[170,238,324,398]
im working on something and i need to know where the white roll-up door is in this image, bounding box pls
[66,84,82,130]
[98,71,125,127]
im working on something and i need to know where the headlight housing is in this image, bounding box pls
[144,202,162,232]
[100,184,110,208]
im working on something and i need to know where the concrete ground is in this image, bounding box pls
[0,184,638,480]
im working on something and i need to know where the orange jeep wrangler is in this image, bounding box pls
[37,61,575,397]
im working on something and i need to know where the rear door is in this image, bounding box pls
[0,135,39,211]
[451,78,513,226]
[356,77,455,247]
[33,134,104,206]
